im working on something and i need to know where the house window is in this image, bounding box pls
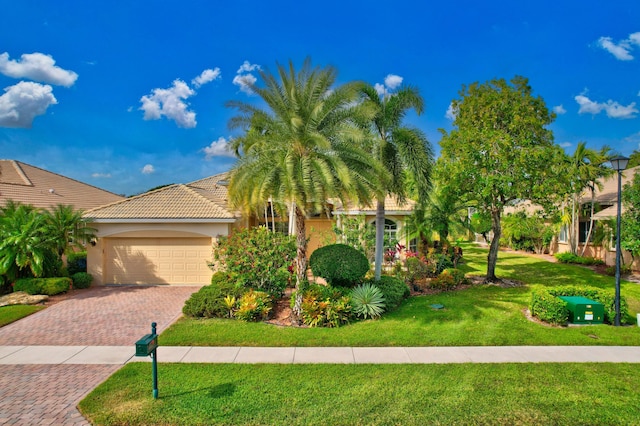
[409,237,418,253]
[373,219,398,249]
[578,221,593,244]
[558,225,568,243]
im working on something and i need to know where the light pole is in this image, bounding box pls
[610,155,629,326]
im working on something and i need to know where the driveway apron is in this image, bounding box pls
[0,285,198,425]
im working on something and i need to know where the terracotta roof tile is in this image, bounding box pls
[84,184,236,220]
[0,160,124,211]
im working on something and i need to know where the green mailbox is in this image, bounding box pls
[135,333,158,357]
[558,296,604,324]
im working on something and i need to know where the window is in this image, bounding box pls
[558,225,568,243]
[372,219,398,249]
[578,221,593,244]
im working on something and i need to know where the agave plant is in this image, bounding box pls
[350,283,385,319]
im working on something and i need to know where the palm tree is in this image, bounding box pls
[226,59,386,320]
[422,182,469,243]
[0,204,54,281]
[358,83,434,280]
[44,204,96,260]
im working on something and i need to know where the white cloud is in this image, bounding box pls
[374,83,385,96]
[597,32,640,61]
[141,164,155,175]
[445,103,456,120]
[0,81,57,128]
[237,60,260,73]
[575,94,638,119]
[553,105,567,115]
[559,142,572,148]
[139,79,196,128]
[0,52,78,87]
[384,74,403,90]
[202,137,235,159]
[91,172,112,178]
[233,73,257,94]
[192,67,221,88]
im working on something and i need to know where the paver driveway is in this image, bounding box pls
[0,285,199,425]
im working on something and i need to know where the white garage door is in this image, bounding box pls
[104,237,213,285]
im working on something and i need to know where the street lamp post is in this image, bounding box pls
[610,155,629,326]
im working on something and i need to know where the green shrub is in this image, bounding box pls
[309,244,370,287]
[213,227,296,297]
[350,283,385,319]
[183,278,243,318]
[605,264,633,276]
[14,277,71,296]
[300,293,352,328]
[71,272,93,289]
[429,253,454,277]
[67,251,87,275]
[547,285,629,325]
[554,252,578,264]
[369,275,409,311]
[41,249,65,278]
[429,270,457,291]
[234,290,272,322]
[530,289,568,325]
[403,256,430,287]
[443,268,469,286]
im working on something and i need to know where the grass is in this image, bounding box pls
[161,245,640,347]
[80,363,640,425]
[0,304,44,327]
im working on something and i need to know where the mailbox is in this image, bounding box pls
[135,333,158,357]
[558,296,604,324]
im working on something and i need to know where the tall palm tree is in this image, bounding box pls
[44,204,96,260]
[226,59,386,319]
[358,83,434,280]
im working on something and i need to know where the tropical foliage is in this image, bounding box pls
[438,76,566,281]
[622,171,640,260]
[226,59,386,320]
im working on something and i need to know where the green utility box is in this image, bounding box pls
[135,333,158,356]
[558,296,604,324]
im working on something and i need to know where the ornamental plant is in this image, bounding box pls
[350,283,385,319]
[309,244,370,287]
[213,227,296,297]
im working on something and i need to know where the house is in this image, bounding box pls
[85,172,416,286]
[0,159,124,211]
[555,165,640,269]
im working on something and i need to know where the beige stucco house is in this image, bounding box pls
[85,172,416,286]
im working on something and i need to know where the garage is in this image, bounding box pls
[104,237,213,285]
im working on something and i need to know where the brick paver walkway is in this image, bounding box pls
[0,285,198,425]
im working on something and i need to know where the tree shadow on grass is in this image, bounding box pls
[162,382,236,400]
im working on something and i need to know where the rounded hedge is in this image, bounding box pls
[71,272,93,289]
[309,244,369,287]
[14,277,71,296]
[183,274,243,318]
[368,276,409,311]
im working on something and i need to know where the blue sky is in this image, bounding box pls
[1,0,639,196]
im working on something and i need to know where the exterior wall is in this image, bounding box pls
[305,218,336,255]
[554,241,639,270]
[88,222,233,285]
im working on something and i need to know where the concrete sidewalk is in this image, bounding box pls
[2,345,640,365]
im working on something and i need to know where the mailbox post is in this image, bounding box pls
[135,322,159,399]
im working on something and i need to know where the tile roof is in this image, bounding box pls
[0,160,124,211]
[581,165,640,205]
[334,195,416,214]
[84,183,236,221]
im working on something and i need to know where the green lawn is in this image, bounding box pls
[161,245,640,347]
[80,363,640,426]
[0,304,43,327]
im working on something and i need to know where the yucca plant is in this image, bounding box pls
[350,283,385,319]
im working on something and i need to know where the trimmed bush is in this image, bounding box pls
[71,272,93,289]
[554,252,604,266]
[14,277,71,296]
[429,270,457,291]
[350,283,385,319]
[442,268,469,286]
[67,251,87,275]
[183,276,243,318]
[310,244,370,287]
[370,275,409,311]
[530,289,568,325]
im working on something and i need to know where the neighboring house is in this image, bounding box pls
[556,165,640,269]
[0,159,124,210]
[85,172,416,286]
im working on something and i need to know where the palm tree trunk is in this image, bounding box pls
[486,207,502,282]
[374,198,385,281]
[580,187,596,257]
[292,206,307,323]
